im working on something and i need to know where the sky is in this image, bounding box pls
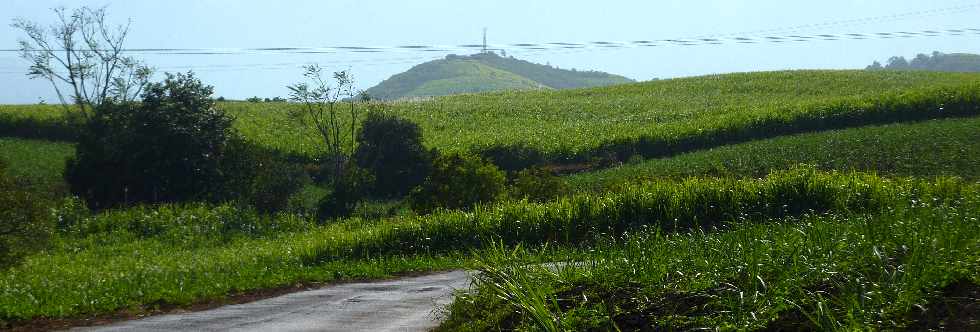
[1,0,978,104]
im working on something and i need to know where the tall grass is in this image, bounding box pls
[442,197,980,330]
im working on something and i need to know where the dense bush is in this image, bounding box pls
[410,153,506,213]
[0,160,54,269]
[508,167,567,202]
[65,72,234,209]
[354,111,434,197]
[317,166,375,221]
[217,137,309,213]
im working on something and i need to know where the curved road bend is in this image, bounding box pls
[71,270,472,332]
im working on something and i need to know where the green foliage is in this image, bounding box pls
[65,72,234,209]
[217,137,309,213]
[869,51,980,72]
[442,199,980,330]
[568,116,980,191]
[228,70,980,164]
[0,169,974,324]
[59,203,310,247]
[7,71,980,168]
[353,111,434,197]
[0,161,54,269]
[317,166,375,221]
[509,167,567,202]
[410,153,506,213]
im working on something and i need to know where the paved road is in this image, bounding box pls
[72,270,472,332]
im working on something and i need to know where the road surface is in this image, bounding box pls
[72,270,472,332]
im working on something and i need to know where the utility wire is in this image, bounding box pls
[0,26,976,75]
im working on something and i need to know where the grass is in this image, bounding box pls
[0,138,73,195]
[440,199,980,330]
[0,168,973,324]
[567,116,980,191]
[5,71,980,166]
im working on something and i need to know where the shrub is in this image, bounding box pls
[317,166,375,221]
[509,167,567,202]
[217,137,309,213]
[0,160,54,269]
[65,72,234,209]
[410,153,506,213]
[354,111,434,198]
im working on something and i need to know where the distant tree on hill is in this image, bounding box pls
[868,52,980,72]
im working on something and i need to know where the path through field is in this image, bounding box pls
[72,270,472,332]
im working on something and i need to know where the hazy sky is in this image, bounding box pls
[1,0,978,103]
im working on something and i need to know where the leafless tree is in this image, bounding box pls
[287,65,360,180]
[11,6,152,120]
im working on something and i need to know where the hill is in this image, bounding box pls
[362,52,634,100]
[867,51,980,72]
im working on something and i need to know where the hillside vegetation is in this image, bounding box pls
[568,116,980,191]
[362,52,633,100]
[3,70,980,171]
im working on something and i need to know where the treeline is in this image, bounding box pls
[867,51,980,72]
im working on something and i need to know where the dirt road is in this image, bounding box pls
[71,270,472,332]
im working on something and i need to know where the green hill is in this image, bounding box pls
[362,52,634,100]
[867,51,980,72]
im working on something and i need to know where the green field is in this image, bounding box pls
[5,70,980,164]
[0,138,73,195]
[568,116,980,191]
[230,70,980,162]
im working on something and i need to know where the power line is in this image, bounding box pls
[2,27,976,58]
[0,26,977,75]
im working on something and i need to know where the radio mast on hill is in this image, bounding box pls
[482,27,488,54]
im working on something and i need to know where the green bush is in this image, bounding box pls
[65,72,234,209]
[317,166,375,221]
[509,167,567,202]
[410,153,506,213]
[0,160,54,269]
[217,137,309,213]
[354,111,434,198]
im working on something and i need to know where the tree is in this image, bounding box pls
[866,61,884,70]
[886,56,910,70]
[65,72,234,208]
[12,6,152,120]
[287,65,360,182]
[354,110,434,198]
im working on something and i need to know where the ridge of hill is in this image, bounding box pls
[362,52,634,100]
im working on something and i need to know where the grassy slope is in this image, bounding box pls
[230,70,980,159]
[568,116,980,191]
[362,53,631,100]
[4,71,980,161]
[364,59,546,100]
[469,52,634,89]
